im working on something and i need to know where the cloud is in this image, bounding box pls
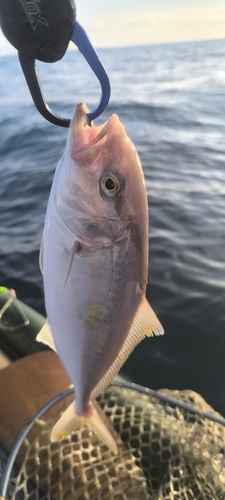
[0,31,17,56]
[83,7,225,47]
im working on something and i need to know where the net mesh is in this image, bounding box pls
[1,383,225,500]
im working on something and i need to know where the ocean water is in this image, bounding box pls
[0,39,225,415]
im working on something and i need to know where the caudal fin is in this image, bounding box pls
[51,399,118,454]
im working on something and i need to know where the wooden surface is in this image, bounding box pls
[0,351,71,453]
[0,351,10,369]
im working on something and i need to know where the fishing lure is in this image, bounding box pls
[0,0,110,125]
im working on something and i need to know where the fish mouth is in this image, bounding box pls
[70,103,121,165]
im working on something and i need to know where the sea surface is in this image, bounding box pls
[0,39,225,415]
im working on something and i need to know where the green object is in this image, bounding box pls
[0,288,50,361]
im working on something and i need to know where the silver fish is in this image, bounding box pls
[38,103,164,453]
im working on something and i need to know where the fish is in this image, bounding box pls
[37,103,164,454]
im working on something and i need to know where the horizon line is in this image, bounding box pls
[1,35,225,59]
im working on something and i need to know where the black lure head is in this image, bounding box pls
[0,0,110,126]
[0,0,76,62]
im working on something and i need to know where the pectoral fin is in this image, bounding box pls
[39,236,44,274]
[92,298,164,399]
[60,240,82,293]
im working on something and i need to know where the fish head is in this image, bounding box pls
[58,103,148,235]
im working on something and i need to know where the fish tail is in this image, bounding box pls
[51,400,118,454]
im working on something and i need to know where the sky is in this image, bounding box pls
[1,0,225,56]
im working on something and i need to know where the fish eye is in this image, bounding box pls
[105,177,116,191]
[100,172,121,198]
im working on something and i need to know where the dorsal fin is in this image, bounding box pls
[92,298,164,399]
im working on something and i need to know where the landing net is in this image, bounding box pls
[1,381,225,499]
